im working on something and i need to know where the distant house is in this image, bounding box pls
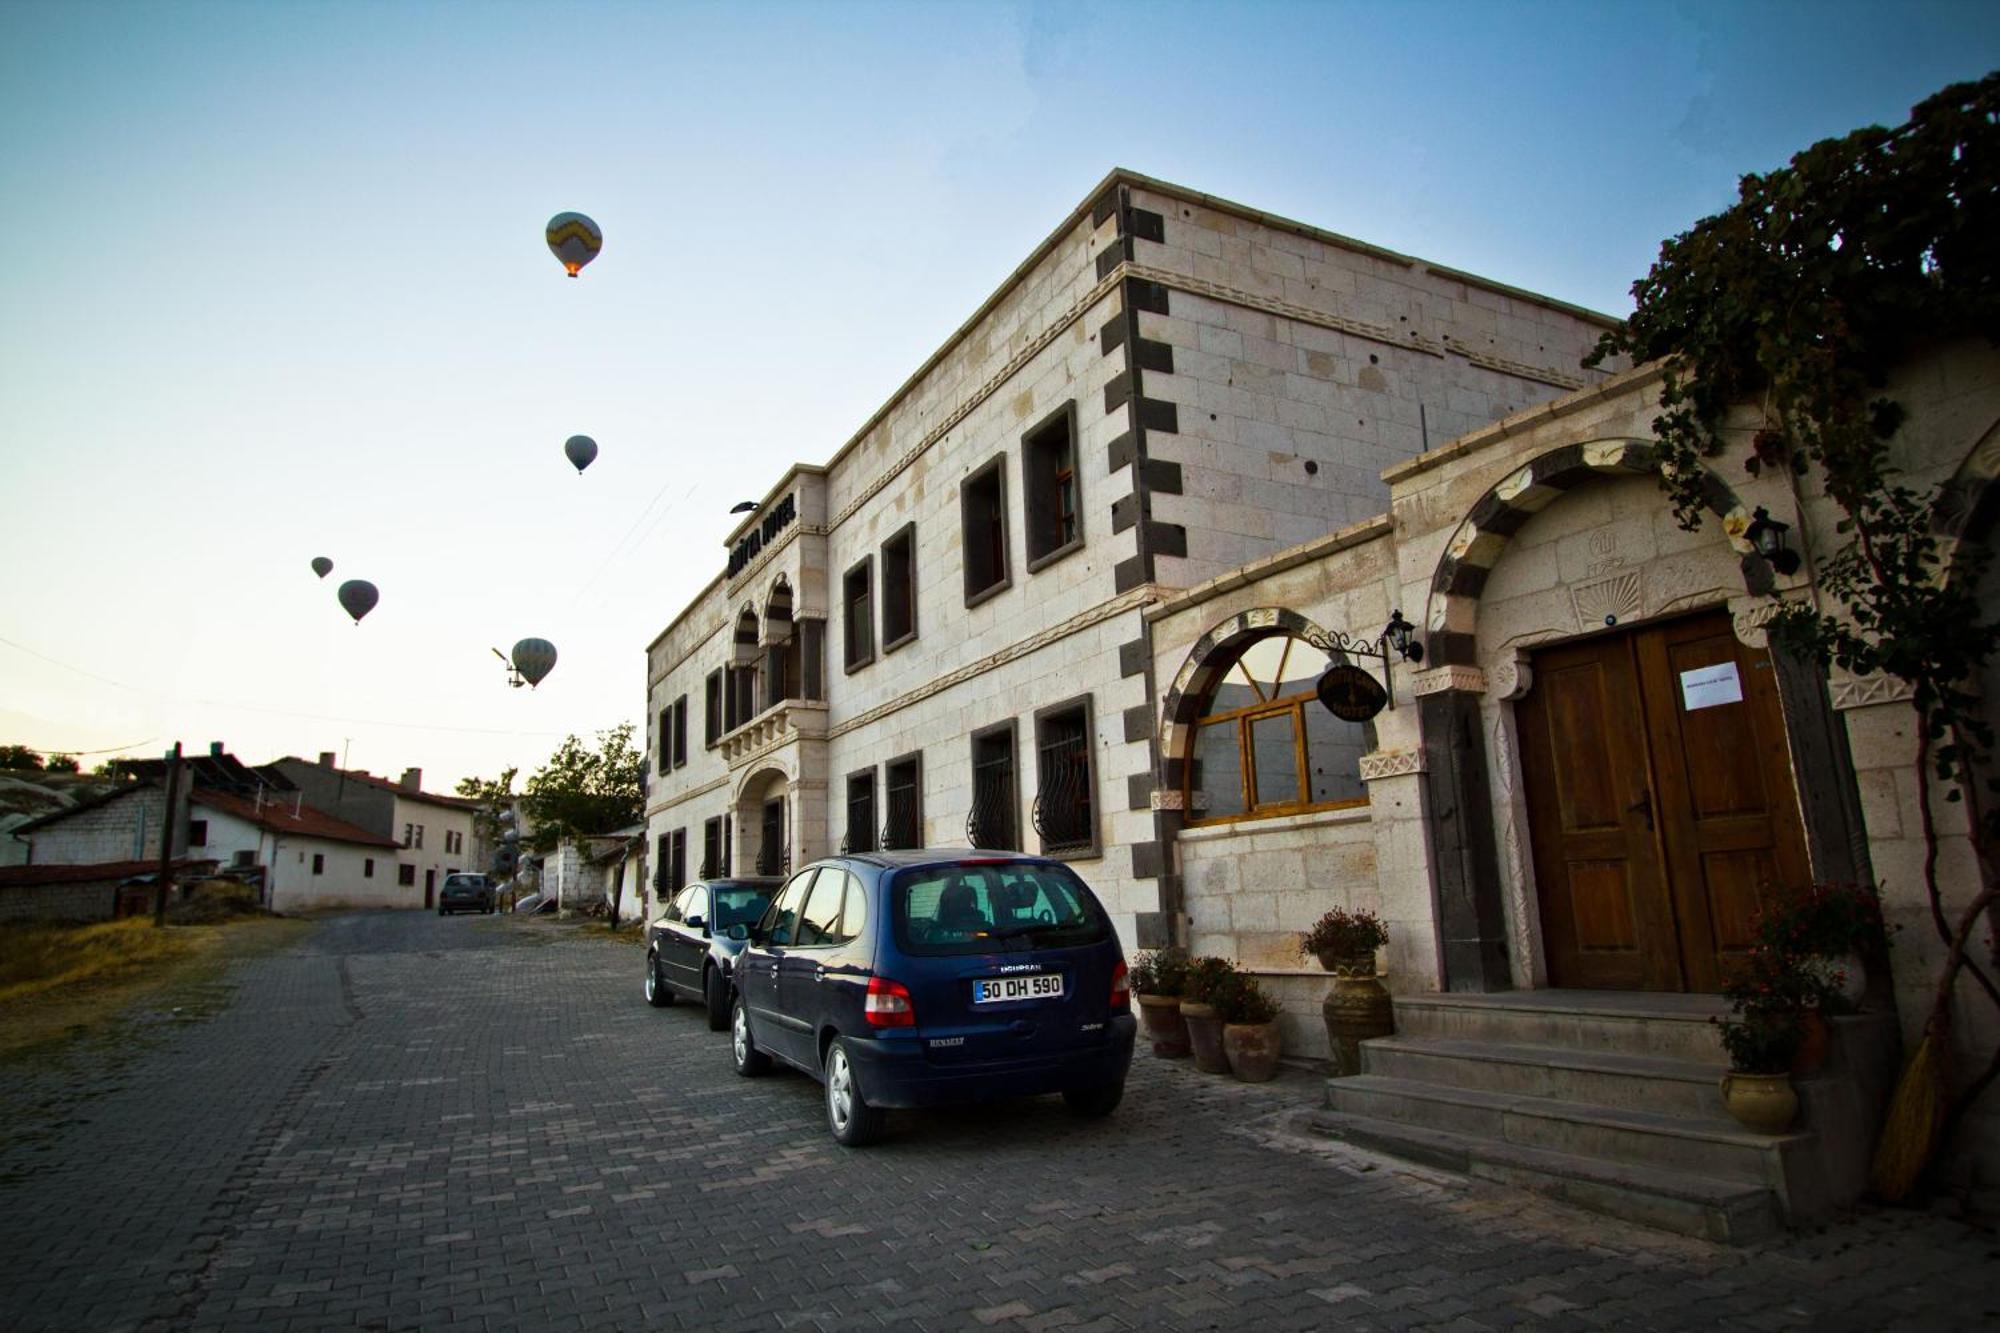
[188,789,401,913]
[14,744,294,870]
[0,859,217,924]
[265,754,485,910]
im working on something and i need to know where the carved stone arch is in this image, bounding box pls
[1158,605,1337,775]
[1423,438,1757,668]
[732,603,761,666]
[1933,411,2000,589]
[733,761,793,808]
[763,575,795,645]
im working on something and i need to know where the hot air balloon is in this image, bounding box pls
[511,638,557,689]
[545,212,602,277]
[310,556,333,579]
[564,435,598,474]
[337,579,379,625]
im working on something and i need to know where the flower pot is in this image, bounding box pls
[1223,1019,1282,1082]
[1322,971,1394,1078]
[1317,949,1379,978]
[1719,1070,1798,1134]
[1137,994,1190,1058]
[1181,1001,1231,1074]
[1791,1009,1829,1077]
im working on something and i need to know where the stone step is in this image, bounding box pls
[1359,1035,1728,1118]
[1391,990,1727,1062]
[1322,1074,1811,1188]
[1303,1110,1784,1245]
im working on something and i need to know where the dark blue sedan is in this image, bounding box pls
[645,877,779,1029]
[729,850,1135,1145]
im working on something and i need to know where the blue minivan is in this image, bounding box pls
[728,850,1136,1145]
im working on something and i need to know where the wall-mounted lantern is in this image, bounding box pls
[1383,608,1424,663]
[1745,506,1801,576]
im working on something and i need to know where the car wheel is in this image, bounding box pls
[1062,1080,1125,1118]
[437,907,447,916]
[731,997,770,1077]
[824,1038,885,1147]
[644,953,673,1008]
[703,966,730,1032]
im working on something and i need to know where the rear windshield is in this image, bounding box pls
[891,862,1111,956]
[711,885,773,929]
[445,875,487,889]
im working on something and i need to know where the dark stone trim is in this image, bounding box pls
[1126,207,1165,244]
[1090,188,1120,230]
[1130,839,1165,880]
[1107,432,1137,474]
[1132,337,1175,374]
[1145,522,1187,558]
[1099,319,1128,357]
[1135,909,1175,950]
[1419,689,1513,992]
[1118,639,1148,679]
[1140,458,1183,496]
[1430,629,1478,669]
[1111,494,1138,534]
[1434,559,1491,600]
[1125,277,1169,316]
[1134,398,1179,435]
[1114,555,1148,593]
[1126,773,1153,811]
[1160,757,1187,788]
[1122,703,1153,745]
[1095,240,1131,282]
[1104,371,1135,415]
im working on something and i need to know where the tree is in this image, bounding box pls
[520,725,644,853]
[44,754,79,774]
[0,745,44,771]
[1587,73,2000,1197]
[455,767,519,875]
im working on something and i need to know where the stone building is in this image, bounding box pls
[266,755,484,910]
[641,170,1618,948]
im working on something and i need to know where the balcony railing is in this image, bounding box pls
[754,842,789,876]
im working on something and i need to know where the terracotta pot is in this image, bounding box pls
[1223,1020,1282,1082]
[1791,1009,1829,1077]
[1137,994,1190,1058]
[1322,971,1394,1078]
[1316,949,1379,978]
[1181,1001,1230,1074]
[1720,1070,1798,1134]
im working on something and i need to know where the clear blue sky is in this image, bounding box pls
[2,1,1995,789]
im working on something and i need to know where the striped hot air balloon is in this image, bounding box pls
[545,212,602,277]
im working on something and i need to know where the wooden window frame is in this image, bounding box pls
[960,454,1012,608]
[1024,401,1083,572]
[1182,635,1372,829]
[1032,694,1099,859]
[842,555,875,673]
[880,522,918,654]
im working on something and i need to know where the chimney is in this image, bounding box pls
[400,767,422,793]
[319,751,337,768]
[209,741,225,758]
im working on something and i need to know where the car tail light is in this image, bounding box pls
[1109,961,1130,1014]
[865,975,915,1028]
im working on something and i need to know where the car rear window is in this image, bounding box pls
[445,875,486,889]
[892,862,1110,956]
[712,885,772,929]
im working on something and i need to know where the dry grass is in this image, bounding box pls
[0,912,309,1059]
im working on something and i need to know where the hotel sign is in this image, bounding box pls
[727,493,797,577]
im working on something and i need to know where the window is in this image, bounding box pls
[669,828,688,891]
[881,523,917,652]
[796,870,847,946]
[312,852,325,875]
[398,864,416,886]
[1025,402,1082,569]
[762,868,816,946]
[671,696,688,768]
[728,664,756,730]
[892,861,1109,956]
[188,819,208,848]
[1033,696,1098,856]
[655,833,672,894]
[364,858,375,878]
[968,723,1018,850]
[233,849,255,868]
[658,707,671,774]
[705,670,723,746]
[1186,632,1371,824]
[883,752,922,850]
[842,555,874,671]
[402,823,413,848]
[701,816,726,879]
[413,825,425,850]
[845,770,877,853]
[961,455,1010,606]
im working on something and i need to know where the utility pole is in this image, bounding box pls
[152,741,183,927]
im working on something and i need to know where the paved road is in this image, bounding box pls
[1,911,1995,1332]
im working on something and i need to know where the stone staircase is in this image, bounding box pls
[1304,990,1899,1244]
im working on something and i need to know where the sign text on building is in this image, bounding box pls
[727,493,797,577]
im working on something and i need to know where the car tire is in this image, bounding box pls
[1061,1080,1125,1118]
[824,1038,885,1147]
[731,997,770,1077]
[437,907,447,917]
[703,966,730,1032]
[644,953,673,1008]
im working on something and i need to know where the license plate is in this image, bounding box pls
[972,973,1063,1004]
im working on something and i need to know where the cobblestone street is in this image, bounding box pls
[1,911,1995,1331]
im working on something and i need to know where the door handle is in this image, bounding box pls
[1627,791,1654,832]
[814,966,828,983]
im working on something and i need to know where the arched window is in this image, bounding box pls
[1185,632,1371,824]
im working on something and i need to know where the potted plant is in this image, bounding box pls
[1218,972,1283,1082]
[1755,881,1888,1014]
[1180,955,1236,1075]
[1129,947,1191,1058]
[1299,908,1393,1077]
[1715,1006,1805,1134]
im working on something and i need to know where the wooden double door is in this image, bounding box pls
[1516,610,1809,993]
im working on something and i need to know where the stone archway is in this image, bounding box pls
[734,765,792,877]
[1159,605,1346,769]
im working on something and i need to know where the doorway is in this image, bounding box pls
[424,868,436,909]
[1516,609,1809,992]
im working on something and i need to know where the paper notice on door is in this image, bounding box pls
[1680,661,1743,711]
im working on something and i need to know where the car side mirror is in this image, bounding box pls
[727,922,750,943]
[685,913,707,934]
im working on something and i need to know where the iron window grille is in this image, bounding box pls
[967,725,1017,850]
[754,841,789,876]
[1032,700,1096,856]
[883,754,921,849]
[846,772,877,854]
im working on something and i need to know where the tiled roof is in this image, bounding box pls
[191,789,401,849]
[10,781,154,835]
[0,859,215,889]
[260,760,478,811]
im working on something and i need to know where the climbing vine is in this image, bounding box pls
[1587,73,2000,1193]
